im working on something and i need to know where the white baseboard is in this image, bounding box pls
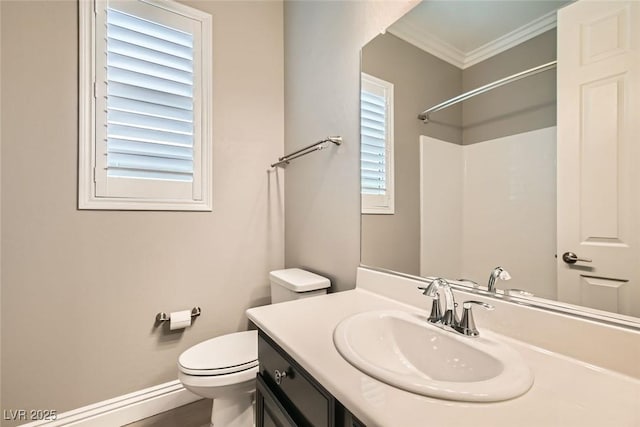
[19,380,202,427]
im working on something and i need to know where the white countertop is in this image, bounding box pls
[246,288,640,427]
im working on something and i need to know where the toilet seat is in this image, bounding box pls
[178,330,258,376]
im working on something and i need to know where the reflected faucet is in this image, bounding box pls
[487,266,511,292]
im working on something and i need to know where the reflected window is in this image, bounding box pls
[361,73,394,214]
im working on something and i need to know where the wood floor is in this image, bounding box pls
[124,399,211,427]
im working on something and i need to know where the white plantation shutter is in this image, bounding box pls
[80,0,212,210]
[105,7,195,183]
[361,73,394,214]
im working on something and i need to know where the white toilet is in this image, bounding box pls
[178,268,330,427]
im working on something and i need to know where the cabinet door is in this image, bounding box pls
[339,408,367,427]
[258,333,334,426]
[256,374,297,427]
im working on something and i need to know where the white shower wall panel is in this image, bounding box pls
[462,126,557,298]
[420,136,463,278]
[420,127,557,298]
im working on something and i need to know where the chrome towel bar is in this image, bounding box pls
[271,136,342,168]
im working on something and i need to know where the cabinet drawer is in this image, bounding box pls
[258,332,334,427]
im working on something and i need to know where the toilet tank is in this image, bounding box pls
[269,268,331,303]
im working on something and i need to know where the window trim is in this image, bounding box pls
[361,72,395,215]
[79,0,212,211]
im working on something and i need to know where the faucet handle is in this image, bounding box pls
[456,301,494,337]
[418,287,442,322]
[462,300,495,311]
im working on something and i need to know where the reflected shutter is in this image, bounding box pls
[361,73,394,214]
[361,90,387,195]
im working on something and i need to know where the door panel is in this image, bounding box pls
[557,0,640,316]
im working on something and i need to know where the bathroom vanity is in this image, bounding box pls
[255,331,363,427]
[247,268,640,427]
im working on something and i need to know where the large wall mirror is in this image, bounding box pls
[360,0,640,327]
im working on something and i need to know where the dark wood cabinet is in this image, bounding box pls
[256,374,297,427]
[256,330,365,427]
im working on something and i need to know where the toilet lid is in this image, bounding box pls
[178,330,258,376]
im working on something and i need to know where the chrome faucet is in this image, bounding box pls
[418,278,494,337]
[487,266,511,292]
[418,278,458,328]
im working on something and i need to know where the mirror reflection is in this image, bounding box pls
[360,0,640,320]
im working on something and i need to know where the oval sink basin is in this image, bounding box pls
[333,310,533,402]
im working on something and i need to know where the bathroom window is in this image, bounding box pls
[361,73,395,214]
[79,0,212,210]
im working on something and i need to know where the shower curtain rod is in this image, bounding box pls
[417,60,557,123]
[271,136,342,168]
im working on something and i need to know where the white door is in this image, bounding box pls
[557,0,640,317]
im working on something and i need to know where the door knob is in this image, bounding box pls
[562,252,592,264]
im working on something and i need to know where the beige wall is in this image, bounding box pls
[361,33,461,275]
[0,0,3,414]
[0,0,283,423]
[283,0,417,292]
[463,29,557,144]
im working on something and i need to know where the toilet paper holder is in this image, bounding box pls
[156,307,201,323]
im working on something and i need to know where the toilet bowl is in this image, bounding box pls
[178,331,258,427]
[178,269,330,427]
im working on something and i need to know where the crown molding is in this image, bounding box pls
[388,21,466,69]
[388,10,557,70]
[464,11,558,68]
